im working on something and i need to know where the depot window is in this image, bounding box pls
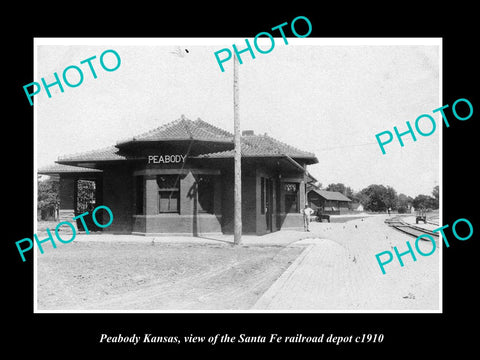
[157,175,180,213]
[284,182,299,213]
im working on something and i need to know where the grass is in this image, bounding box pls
[36,240,304,311]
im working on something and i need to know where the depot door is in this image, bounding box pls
[265,178,273,232]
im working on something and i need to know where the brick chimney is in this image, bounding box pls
[242,130,254,136]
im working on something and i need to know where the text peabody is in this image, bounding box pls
[148,154,186,164]
[99,334,179,345]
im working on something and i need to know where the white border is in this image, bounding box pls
[33,37,443,314]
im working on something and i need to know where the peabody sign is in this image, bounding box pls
[148,155,187,164]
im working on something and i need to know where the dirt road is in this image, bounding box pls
[36,241,303,311]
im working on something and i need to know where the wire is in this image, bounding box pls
[315,142,379,152]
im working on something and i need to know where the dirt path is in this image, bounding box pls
[37,242,304,311]
[84,246,303,310]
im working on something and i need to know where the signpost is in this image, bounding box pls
[233,54,242,245]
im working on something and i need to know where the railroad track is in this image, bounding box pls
[385,216,439,240]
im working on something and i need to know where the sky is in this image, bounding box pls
[35,38,440,198]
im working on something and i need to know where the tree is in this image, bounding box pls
[413,194,438,210]
[77,180,96,213]
[359,184,387,212]
[384,186,398,210]
[398,193,414,213]
[351,190,366,204]
[37,177,59,220]
[432,185,439,202]
[358,184,399,212]
[398,193,413,207]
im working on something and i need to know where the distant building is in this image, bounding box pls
[350,202,364,212]
[307,189,352,214]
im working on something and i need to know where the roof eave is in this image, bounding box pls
[55,159,126,169]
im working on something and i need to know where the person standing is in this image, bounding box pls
[302,203,314,232]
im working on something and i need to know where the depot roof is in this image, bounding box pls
[57,146,126,163]
[38,163,103,174]
[116,116,234,145]
[194,132,317,161]
[55,116,318,166]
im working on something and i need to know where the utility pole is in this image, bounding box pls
[233,53,242,245]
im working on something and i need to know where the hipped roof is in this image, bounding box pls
[116,116,234,145]
[194,132,317,161]
[55,116,318,167]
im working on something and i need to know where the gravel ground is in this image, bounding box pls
[35,213,439,312]
[36,240,304,311]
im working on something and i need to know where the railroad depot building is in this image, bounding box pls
[39,116,318,236]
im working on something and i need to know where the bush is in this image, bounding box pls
[38,178,59,220]
[397,206,408,214]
